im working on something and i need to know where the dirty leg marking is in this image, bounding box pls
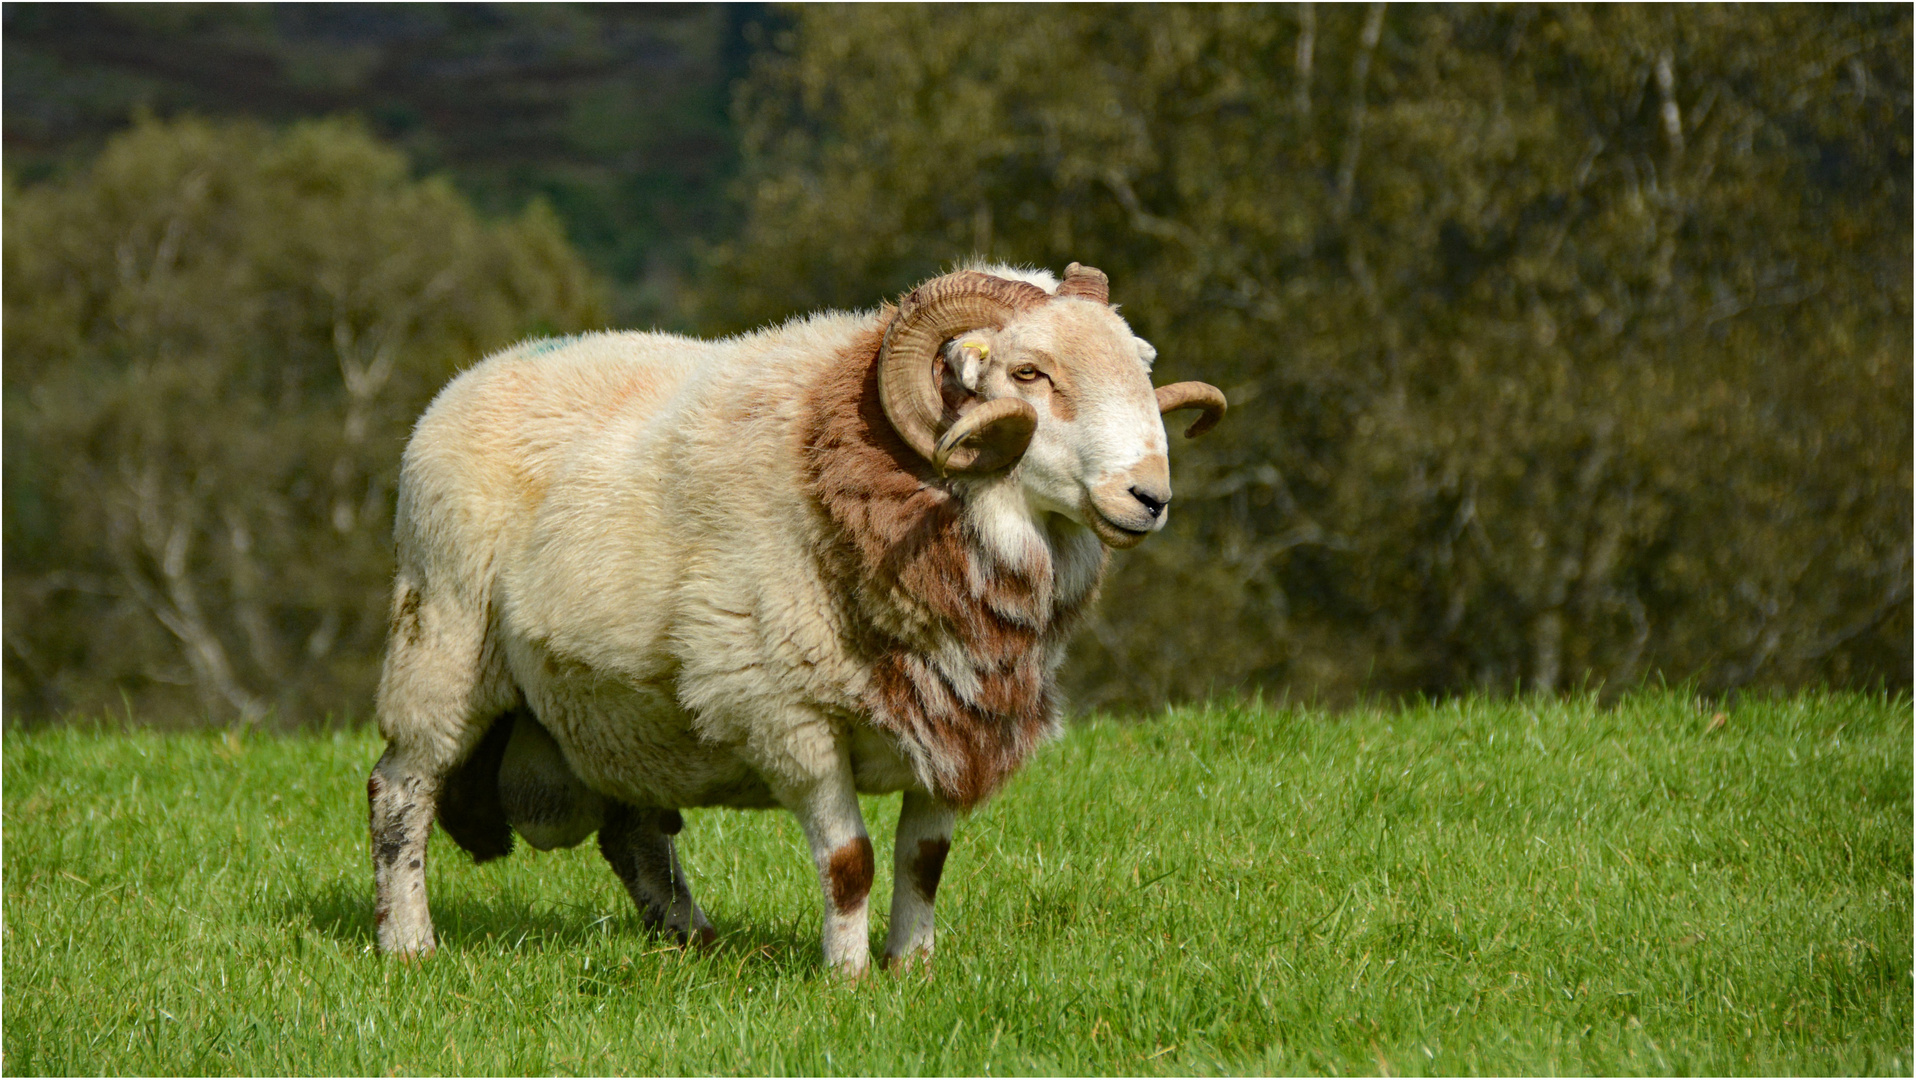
[368,759,437,956]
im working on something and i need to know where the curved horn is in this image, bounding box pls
[1056,262,1110,304]
[1155,381,1228,438]
[878,271,1050,473]
[932,397,1039,475]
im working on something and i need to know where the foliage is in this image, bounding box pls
[3,7,1908,721]
[3,2,755,327]
[3,116,604,724]
[4,693,1908,1074]
[706,4,1912,706]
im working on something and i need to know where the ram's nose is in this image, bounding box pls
[1129,483,1170,520]
[1086,464,1172,549]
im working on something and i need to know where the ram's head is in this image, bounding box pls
[878,263,1227,549]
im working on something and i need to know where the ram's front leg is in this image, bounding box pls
[883,788,955,970]
[779,752,875,976]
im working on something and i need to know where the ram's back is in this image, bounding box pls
[393,332,708,614]
[387,314,880,779]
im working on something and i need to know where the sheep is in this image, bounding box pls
[368,262,1227,973]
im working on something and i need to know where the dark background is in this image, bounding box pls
[6,3,764,325]
[6,3,1909,725]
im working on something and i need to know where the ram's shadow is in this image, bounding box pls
[281,878,816,972]
[285,878,379,948]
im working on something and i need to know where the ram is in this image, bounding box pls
[368,263,1226,973]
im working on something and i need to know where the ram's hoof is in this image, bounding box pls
[826,956,873,983]
[380,941,436,962]
[671,923,718,949]
[880,950,933,977]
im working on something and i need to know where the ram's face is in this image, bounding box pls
[944,301,1172,549]
[878,265,1223,546]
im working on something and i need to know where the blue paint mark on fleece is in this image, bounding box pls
[519,334,579,358]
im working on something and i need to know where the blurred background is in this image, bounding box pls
[4,3,1909,726]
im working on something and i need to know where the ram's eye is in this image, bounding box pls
[1011,365,1044,383]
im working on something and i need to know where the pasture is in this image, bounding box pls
[4,692,1908,1075]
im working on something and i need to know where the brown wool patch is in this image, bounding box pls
[800,316,1112,809]
[828,836,875,913]
[912,837,951,902]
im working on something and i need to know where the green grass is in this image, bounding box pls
[4,692,1909,1075]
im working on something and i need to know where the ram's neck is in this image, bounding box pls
[955,481,1109,624]
[798,318,1110,808]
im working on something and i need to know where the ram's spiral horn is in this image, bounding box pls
[878,271,1050,475]
[1154,381,1228,439]
[1055,262,1110,304]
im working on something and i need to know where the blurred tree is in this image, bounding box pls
[705,4,1910,706]
[4,2,763,328]
[4,116,604,724]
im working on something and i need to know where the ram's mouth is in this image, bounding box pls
[1086,506,1153,549]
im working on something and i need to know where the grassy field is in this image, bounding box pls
[4,692,1909,1075]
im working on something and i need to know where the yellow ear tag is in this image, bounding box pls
[958,339,990,361]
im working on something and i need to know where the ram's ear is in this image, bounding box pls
[943,334,995,393]
[1134,336,1158,369]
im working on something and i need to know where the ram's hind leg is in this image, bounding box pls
[435,712,515,862]
[598,803,715,945]
[369,574,512,957]
[368,746,442,955]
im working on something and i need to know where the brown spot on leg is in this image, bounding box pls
[828,836,875,913]
[389,585,423,646]
[912,837,950,902]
